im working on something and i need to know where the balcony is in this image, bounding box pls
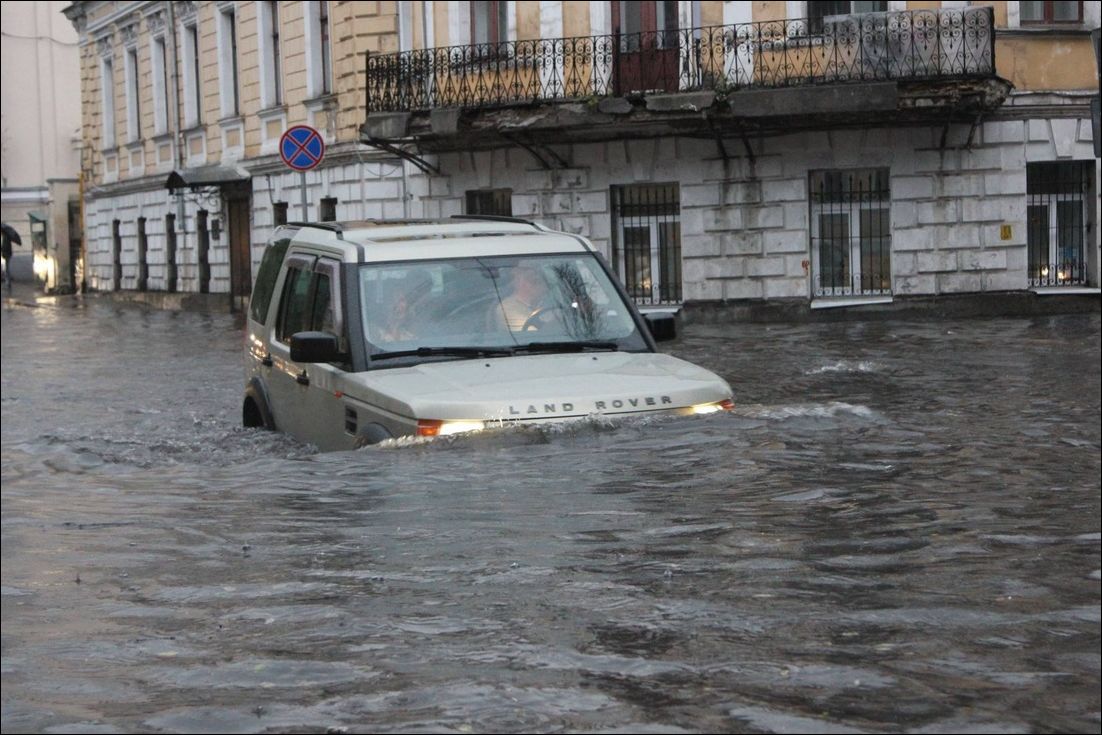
[362,7,1009,155]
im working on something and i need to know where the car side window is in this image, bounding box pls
[276,257,315,343]
[312,258,343,346]
[249,236,290,324]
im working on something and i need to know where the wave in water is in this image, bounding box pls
[804,360,880,375]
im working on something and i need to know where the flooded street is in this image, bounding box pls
[2,296,1099,733]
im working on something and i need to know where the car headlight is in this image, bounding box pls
[691,399,734,415]
[416,419,487,437]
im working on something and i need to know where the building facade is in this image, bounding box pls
[67,2,1100,315]
[2,0,82,291]
[63,0,403,306]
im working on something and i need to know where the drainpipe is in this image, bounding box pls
[166,1,182,172]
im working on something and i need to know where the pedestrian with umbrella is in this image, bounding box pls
[1,222,20,291]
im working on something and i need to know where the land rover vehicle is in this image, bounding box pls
[243,217,732,450]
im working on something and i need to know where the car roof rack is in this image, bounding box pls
[450,214,538,227]
[287,221,344,239]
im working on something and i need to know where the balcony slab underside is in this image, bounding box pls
[361,77,1012,155]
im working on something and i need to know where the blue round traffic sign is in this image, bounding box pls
[279,125,325,171]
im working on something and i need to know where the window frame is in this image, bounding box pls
[305,1,334,98]
[218,5,241,117]
[1020,1,1084,25]
[182,23,202,127]
[101,56,116,149]
[124,46,142,143]
[470,0,508,45]
[464,188,513,217]
[259,0,283,108]
[808,168,892,298]
[151,35,169,136]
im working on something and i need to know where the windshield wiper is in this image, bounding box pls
[371,346,515,361]
[512,340,619,354]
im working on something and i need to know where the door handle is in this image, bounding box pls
[261,354,273,367]
[296,371,310,386]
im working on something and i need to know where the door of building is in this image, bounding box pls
[226,189,252,309]
[612,0,680,94]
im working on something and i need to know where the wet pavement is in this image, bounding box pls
[2,290,1099,733]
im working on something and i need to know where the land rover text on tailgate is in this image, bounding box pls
[243,217,733,450]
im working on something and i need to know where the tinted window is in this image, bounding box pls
[249,237,290,323]
[277,265,313,342]
[312,272,334,334]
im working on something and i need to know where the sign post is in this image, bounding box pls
[279,125,326,221]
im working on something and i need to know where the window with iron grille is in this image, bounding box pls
[465,189,513,216]
[1027,161,1093,287]
[611,183,682,305]
[810,169,891,297]
[137,216,148,292]
[165,213,177,293]
[112,219,122,291]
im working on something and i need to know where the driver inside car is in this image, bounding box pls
[492,262,560,333]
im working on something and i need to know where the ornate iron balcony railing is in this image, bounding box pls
[365,7,995,114]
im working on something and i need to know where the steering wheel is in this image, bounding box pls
[444,293,496,322]
[521,305,565,332]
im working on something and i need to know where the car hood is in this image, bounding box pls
[342,352,731,421]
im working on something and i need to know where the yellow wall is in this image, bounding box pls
[517,1,541,40]
[563,0,589,38]
[998,35,1098,91]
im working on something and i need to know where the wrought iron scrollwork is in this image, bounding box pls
[365,7,994,114]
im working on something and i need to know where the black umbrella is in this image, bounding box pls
[1,222,22,245]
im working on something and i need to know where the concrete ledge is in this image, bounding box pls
[1031,287,1101,296]
[728,82,897,118]
[811,296,893,310]
[94,289,234,313]
[597,97,633,115]
[681,290,1101,324]
[429,108,462,136]
[645,91,716,113]
[361,112,411,140]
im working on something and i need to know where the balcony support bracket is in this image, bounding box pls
[705,114,732,164]
[964,111,985,149]
[739,126,756,165]
[501,134,569,170]
[360,137,439,175]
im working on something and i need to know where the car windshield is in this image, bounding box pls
[359,253,649,362]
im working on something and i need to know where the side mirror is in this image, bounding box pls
[644,313,677,342]
[290,331,341,363]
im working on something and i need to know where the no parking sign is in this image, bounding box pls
[280,125,325,171]
[280,125,325,220]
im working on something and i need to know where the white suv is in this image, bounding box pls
[243,217,732,450]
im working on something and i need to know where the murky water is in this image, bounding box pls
[2,295,1099,733]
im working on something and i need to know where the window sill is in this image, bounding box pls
[304,94,338,111]
[1001,26,1092,37]
[811,295,893,310]
[1031,286,1100,296]
[258,105,288,118]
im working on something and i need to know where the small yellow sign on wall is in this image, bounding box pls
[1000,224,1012,241]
